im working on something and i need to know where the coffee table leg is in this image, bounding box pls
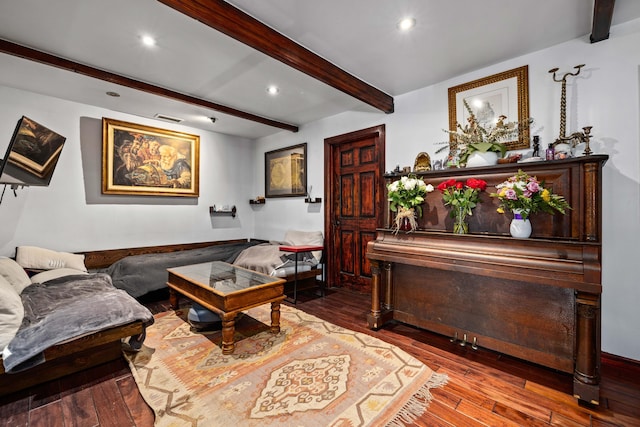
[221,314,236,354]
[270,301,281,334]
[169,288,179,310]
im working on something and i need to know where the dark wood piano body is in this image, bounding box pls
[366,155,607,404]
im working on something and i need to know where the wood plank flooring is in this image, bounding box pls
[1,287,639,426]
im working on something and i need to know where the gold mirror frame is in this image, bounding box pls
[448,65,530,151]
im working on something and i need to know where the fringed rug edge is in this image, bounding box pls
[385,371,449,427]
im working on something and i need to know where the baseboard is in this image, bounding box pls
[602,352,640,375]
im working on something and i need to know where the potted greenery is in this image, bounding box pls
[439,99,531,167]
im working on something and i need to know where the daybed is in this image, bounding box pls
[82,233,324,301]
[0,247,154,397]
[232,230,325,301]
[96,239,262,297]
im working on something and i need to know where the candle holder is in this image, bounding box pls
[549,64,593,156]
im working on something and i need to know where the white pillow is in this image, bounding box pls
[30,267,89,284]
[283,230,324,262]
[0,275,24,351]
[16,246,87,272]
[0,257,32,294]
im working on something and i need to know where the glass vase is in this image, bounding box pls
[393,207,418,234]
[453,207,468,234]
[399,216,413,231]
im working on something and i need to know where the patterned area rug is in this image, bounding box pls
[124,304,447,426]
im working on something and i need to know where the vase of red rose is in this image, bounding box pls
[437,177,488,234]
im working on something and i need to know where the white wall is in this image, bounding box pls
[0,86,256,255]
[253,19,640,360]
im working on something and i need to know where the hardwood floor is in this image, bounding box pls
[1,287,639,426]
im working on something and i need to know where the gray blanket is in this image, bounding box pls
[3,273,154,373]
[105,241,260,297]
[233,243,317,275]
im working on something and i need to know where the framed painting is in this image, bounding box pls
[448,65,530,150]
[265,143,307,198]
[102,118,199,197]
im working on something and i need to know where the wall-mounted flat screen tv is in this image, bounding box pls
[0,116,66,187]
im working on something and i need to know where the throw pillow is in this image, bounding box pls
[16,246,88,272]
[0,257,32,294]
[284,230,324,262]
[30,267,89,284]
[0,275,24,350]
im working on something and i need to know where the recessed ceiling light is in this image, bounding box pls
[141,35,156,47]
[266,85,280,95]
[106,91,120,97]
[397,17,416,31]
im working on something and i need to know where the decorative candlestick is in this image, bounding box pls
[548,64,594,156]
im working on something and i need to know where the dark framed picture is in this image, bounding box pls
[102,118,200,197]
[448,65,530,150]
[265,143,307,198]
[0,116,66,187]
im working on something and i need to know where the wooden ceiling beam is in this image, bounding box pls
[157,0,395,114]
[0,38,299,133]
[591,0,616,43]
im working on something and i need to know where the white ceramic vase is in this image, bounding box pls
[465,151,499,168]
[510,209,532,238]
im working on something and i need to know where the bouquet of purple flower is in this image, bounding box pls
[490,169,571,219]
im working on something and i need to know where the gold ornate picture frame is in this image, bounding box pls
[102,118,200,197]
[264,143,307,198]
[448,65,530,150]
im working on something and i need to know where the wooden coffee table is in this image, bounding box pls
[167,261,285,354]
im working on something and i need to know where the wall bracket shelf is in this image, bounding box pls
[209,205,237,217]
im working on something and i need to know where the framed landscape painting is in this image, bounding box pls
[102,118,200,197]
[265,143,307,198]
[448,65,530,150]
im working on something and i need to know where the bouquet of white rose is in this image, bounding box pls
[387,174,434,232]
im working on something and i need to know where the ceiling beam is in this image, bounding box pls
[591,0,615,43]
[0,38,299,133]
[157,0,395,114]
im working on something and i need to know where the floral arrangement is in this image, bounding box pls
[437,177,488,217]
[438,99,532,166]
[490,169,571,219]
[388,174,434,232]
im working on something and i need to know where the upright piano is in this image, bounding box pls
[366,155,607,404]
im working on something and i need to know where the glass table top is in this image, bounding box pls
[168,261,282,295]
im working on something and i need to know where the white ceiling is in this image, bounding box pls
[1,0,640,139]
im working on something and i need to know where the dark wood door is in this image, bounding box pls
[324,125,385,292]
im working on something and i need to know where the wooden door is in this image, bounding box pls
[324,125,385,292]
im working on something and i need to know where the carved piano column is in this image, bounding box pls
[367,260,395,329]
[383,262,393,310]
[367,260,382,329]
[574,291,601,404]
[583,161,601,242]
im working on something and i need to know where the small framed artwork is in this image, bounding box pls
[102,118,199,197]
[265,143,307,198]
[448,65,530,150]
